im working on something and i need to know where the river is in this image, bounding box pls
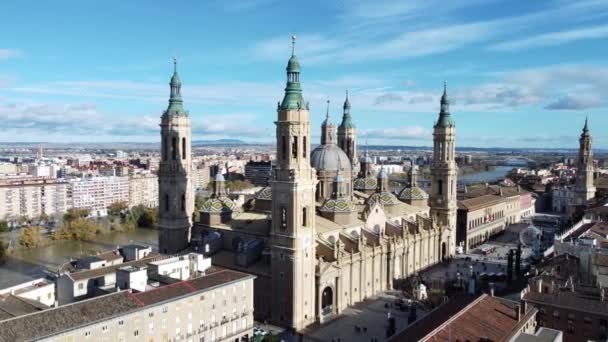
[458,165,515,185]
[0,228,158,288]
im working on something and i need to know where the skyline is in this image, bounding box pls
[0,1,607,148]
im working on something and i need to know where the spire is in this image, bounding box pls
[339,89,355,130]
[435,80,453,128]
[281,35,305,110]
[165,57,187,116]
[583,116,589,134]
[321,98,336,145]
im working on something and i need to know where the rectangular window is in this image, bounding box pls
[281,136,286,160]
[303,136,307,158]
[292,136,298,159]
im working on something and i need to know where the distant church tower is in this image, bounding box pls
[269,36,317,330]
[338,90,358,173]
[158,59,194,254]
[429,82,458,258]
[575,117,595,204]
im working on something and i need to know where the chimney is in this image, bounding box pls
[515,304,521,321]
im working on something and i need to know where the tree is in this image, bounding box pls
[137,207,158,228]
[0,240,8,263]
[19,226,46,248]
[0,220,8,233]
[108,201,129,217]
[63,208,90,223]
[54,218,103,241]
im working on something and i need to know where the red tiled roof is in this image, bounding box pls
[391,294,536,342]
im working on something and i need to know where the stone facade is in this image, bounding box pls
[158,60,195,254]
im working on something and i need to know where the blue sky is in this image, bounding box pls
[0,0,607,148]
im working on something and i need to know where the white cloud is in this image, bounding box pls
[489,25,608,51]
[544,94,603,110]
[360,126,430,140]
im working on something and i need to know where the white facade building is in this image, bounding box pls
[0,178,69,220]
[69,176,129,217]
[128,174,159,208]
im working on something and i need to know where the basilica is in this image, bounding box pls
[157,37,458,330]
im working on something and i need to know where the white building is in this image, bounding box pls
[0,278,56,308]
[69,176,129,217]
[0,178,69,220]
[128,174,159,208]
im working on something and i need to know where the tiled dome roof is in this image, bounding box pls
[311,144,352,173]
[320,198,355,213]
[200,197,237,214]
[354,176,377,191]
[254,186,272,201]
[398,186,429,201]
[366,192,399,207]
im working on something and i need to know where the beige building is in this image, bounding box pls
[68,176,129,217]
[128,174,159,208]
[0,178,69,220]
[457,194,507,251]
[188,40,459,331]
[0,268,255,342]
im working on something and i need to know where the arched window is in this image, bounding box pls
[303,136,307,158]
[172,137,177,160]
[181,193,186,212]
[162,138,167,161]
[302,207,307,227]
[281,207,287,230]
[165,194,169,212]
[438,180,443,195]
[182,138,186,159]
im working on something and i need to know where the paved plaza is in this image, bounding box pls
[282,292,428,342]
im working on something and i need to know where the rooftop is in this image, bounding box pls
[0,268,254,342]
[391,294,537,342]
[458,194,505,211]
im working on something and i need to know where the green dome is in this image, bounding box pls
[366,192,400,207]
[398,186,429,201]
[287,55,301,72]
[200,197,237,214]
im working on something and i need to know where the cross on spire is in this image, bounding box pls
[326,97,330,120]
[173,57,177,73]
[291,34,296,56]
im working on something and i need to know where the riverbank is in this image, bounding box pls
[0,227,158,288]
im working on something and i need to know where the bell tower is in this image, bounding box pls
[429,82,458,258]
[338,90,358,173]
[158,58,194,254]
[575,117,595,203]
[270,36,317,330]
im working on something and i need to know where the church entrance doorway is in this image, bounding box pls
[321,286,333,316]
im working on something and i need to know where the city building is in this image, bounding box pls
[0,278,56,308]
[463,184,536,225]
[158,58,195,254]
[457,194,507,251]
[128,173,159,208]
[390,293,538,341]
[523,273,608,342]
[0,178,69,220]
[0,268,255,342]
[182,38,458,330]
[68,176,129,217]
[244,160,272,186]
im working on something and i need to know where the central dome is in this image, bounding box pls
[311,144,352,172]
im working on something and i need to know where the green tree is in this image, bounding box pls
[0,220,9,233]
[137,207,158,228]
[19,226,46,248]
[63,208,90,223]
[108,201,129,217]
[54,218,103,241]
[0,240,8,263]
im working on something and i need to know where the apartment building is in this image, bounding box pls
[0,268,255,342]
[128,174,159,208]
[0,178,69,220]
[68,176,129,217]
